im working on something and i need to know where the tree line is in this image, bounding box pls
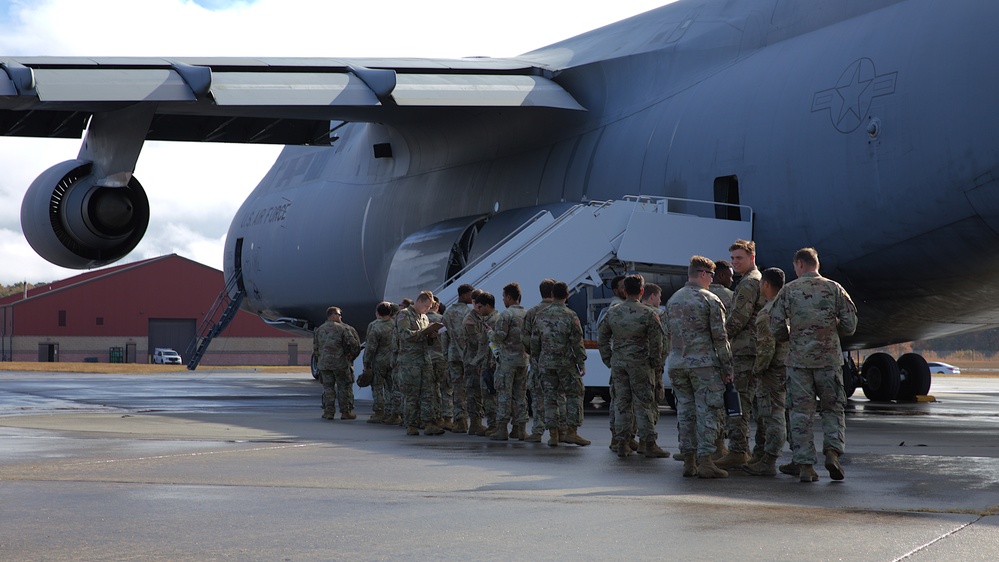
[0,282,48,299]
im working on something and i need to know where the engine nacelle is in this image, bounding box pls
[20,159,150,269]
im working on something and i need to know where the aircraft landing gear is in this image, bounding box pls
[846,352,933,402]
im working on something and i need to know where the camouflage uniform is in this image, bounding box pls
[708,284,734,310]
[427,311,451,423]
[725,267,766,454]
[522,300,560,437]
[472,309,500,430]
[363,317,395,418]
[442,302,471,424]
[491,304,529,428]
[600,296,636,443]
[753,299,788,457]
[770,271,858,466]
[649,305,669,424]
[462,308,486,427]
[665,282,733,458]
[530,302,586,430]
[395,307,436,429]
[598,300,664,443]
[314,319,361,417]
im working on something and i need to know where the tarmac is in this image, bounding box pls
[0,370,997,561]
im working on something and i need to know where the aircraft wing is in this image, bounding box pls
[0,56,583,145]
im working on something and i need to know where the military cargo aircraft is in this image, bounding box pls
[3,0,996,400]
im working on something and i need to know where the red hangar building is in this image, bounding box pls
[0,254,311,365]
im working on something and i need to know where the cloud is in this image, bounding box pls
[0,0,670,284]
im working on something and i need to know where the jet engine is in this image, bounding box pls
[20,159,149,269]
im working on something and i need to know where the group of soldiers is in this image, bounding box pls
[314,280,593,446]
[666,242,857,482]
[313,239,858,483]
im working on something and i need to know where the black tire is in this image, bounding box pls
[311,353,321,380]
[664,389,677,411]
[896,353,932,400]
[862,352,900,401]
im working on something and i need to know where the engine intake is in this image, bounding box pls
[20,159,150,269]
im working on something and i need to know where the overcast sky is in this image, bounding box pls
[0,0,671,285]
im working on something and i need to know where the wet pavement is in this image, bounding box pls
[0,370,997,560]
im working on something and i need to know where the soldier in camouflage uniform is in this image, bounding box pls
[640,283,668,427]
[489,283,530,441]
[427,298,453,431]
[522,279,558,443]
[745,268,788,476]
[380,303,403,425]
[470,292,500,436]
[363,302,395,424]
[770,248,858,483]
[665,257,734,478]
[598,274,667,457]
[599,276,639,453]
[708,259,735,309]
[461,290,488,435]
[442,284,474,433]
[715,240,768,470]
[531,281,588,447]
[314,306,361,420]
[396,291,445,436]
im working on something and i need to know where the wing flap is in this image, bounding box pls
[0,56,583,144]
[211,72,379,107]
[34,68,195,102]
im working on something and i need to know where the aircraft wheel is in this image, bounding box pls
[862,353,900,401]
[896,353,932,400]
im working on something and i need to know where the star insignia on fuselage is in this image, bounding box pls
[812,58,898,133]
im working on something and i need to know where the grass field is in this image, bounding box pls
[0,362,312,374]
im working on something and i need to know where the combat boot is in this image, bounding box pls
[824,448,845,481]
[513,423,528,440]
[490,425,509,441]
[469,419,487,436]
[483,424,498,437]
[424,423,445,436]
[682,453,698,477]
[547,427,560,447]
[779,462,801,476]
[617,438,631,457]
[406,426,420,436]
[341,411,357,420]
[644,440,670,459]
[525,432,543,443]
[636,441,646,454]
[697,455,729,479]
[451,417,468,433]
[561,426,591,446]
[713,451,751,470]
[748,449,764,465]
[609,437,621,451]
[322,411,336,420]
[367,411,383,424]
[710,436,728,461]
[744,453,778,476]
[628,437,640,453]
[438,418,454,432]
[799,464,819,482]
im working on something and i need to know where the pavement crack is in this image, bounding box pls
[892,516,983,561]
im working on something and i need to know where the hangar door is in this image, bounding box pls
[148,318,196,363]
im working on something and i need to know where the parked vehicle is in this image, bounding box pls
[926,362,961,374]
[153,348,182,365]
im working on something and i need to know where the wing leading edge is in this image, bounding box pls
[0,56,584,145]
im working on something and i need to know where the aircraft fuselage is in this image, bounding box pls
[225,0,999,348]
